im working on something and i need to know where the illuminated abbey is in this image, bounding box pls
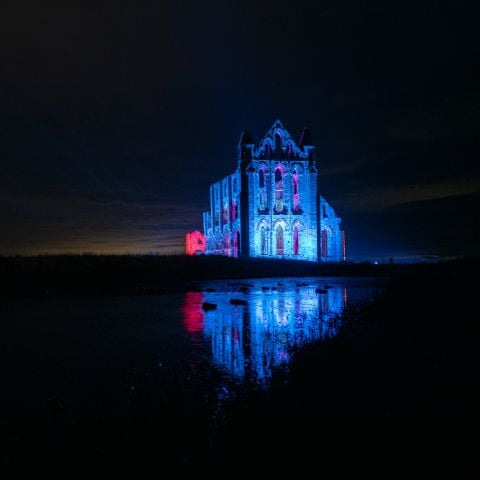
[196,120,345,261]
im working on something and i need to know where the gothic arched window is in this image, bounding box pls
[276,224,284,255]
[233,231,239,258]
[259,167,267,211]
[274,167,284,213]
[260,226,267,255]
[259,168,265,188]
[292,169,299,212]
[224,231,231,257]
[223,200,229,224]
[293,224,299,255]
[265,143,271,158]
[321,229,328,258]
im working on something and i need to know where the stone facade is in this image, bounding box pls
[201,120,345,262]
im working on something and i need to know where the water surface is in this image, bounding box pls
[1,277,383,414]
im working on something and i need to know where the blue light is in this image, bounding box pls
[199,281,345,382]
[200,120,345,261]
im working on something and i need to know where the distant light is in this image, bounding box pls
[374,261,378,265]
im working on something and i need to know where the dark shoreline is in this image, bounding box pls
[1,253,475,299]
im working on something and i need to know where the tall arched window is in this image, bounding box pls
[215,188,220,225]
[293,225,299,255]
[233,231,239,258]
[259,168,267,211]
[274,167,284,213]
[260,226,266,255]
[276,224,284,255]
[292,169,299,212]
[223,201,229,224]
[275,132,282,147]
[321,229,328,258]
[265,143,271,158]
[259,168,265,188]
[224,231,231,257]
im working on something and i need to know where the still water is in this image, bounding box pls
[185,277,382,383]
[184,279,350,383]
[1,277,383,413]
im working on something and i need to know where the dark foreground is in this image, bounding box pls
[1,254,390,298]
[1,257,477,476]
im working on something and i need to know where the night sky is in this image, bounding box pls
[1,1,479,260]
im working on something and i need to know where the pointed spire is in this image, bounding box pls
[298,127,313,147]
[272,119,284,130]
[239,129,254,145]
[238,129,254,161]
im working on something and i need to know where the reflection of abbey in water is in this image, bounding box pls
[201,286,345,381]
[198,120,346,261]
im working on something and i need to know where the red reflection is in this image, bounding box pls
[181,292,205,333]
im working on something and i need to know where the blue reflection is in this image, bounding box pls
[203,294,246,378]
[183,280,349,383]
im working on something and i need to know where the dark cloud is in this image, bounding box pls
[319,134,480,211]
[344,192,480,261]
[1,1,479,258]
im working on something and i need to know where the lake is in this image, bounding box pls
[2,277,383,405]
[0,276,384,471]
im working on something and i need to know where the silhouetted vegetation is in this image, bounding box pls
[0,253,472,299]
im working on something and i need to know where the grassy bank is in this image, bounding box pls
[1,253,475,299]
[0,253,393,298]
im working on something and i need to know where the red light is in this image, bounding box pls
[185,231,206,255]
[181,292,205,333]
